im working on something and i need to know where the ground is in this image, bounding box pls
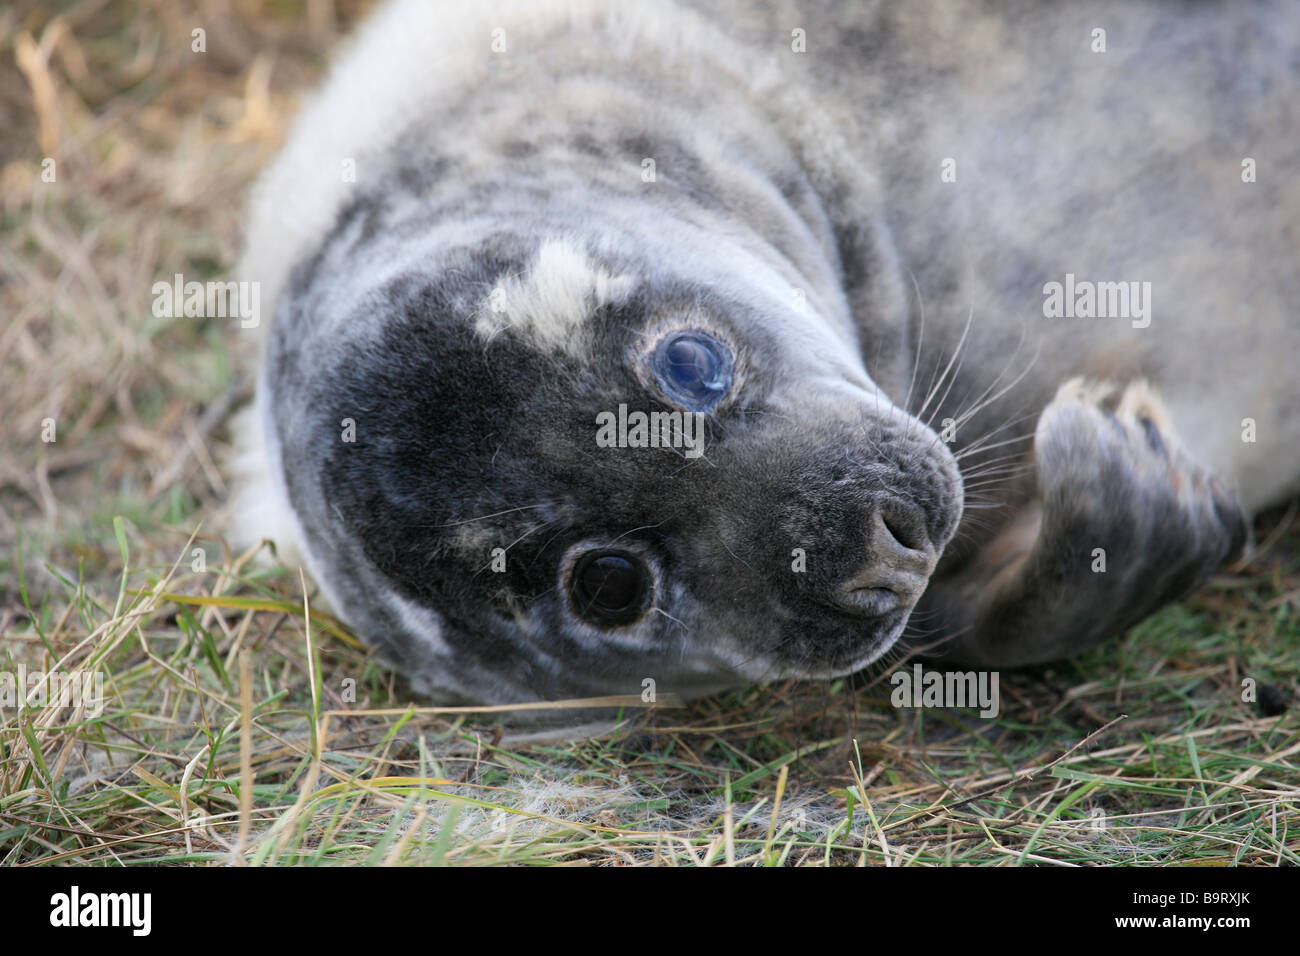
[1,0,1297,866]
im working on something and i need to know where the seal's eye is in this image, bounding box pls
[570,550,652,626]
[653,331,733,410]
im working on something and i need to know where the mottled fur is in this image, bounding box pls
[230,0,1299,706]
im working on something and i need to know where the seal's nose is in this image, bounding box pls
[834,509,938,616]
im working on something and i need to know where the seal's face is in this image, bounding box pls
[269,229,963,703]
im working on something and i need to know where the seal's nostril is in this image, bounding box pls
[877,505,930,555]
[823,506,940,618]
[881,512,918,552]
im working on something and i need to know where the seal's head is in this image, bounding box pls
[240,0,965,706]
[260,210,963,704]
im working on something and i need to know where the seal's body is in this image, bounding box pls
[232,0,1300,703]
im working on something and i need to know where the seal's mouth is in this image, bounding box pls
[838,586,905,617]
[836,509,939,609]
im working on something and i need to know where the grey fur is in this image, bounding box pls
[232,0,1299,707]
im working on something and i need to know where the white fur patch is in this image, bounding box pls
[237,0,704,335]
[474,238,634,353]
[386,586,451,657]
[225,399,310,576]
[224,381,345,614]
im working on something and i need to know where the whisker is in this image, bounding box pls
[434,502,554,528]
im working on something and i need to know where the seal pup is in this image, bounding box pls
[229,0,1300,705]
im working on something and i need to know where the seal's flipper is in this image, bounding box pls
[917,378,1249,668]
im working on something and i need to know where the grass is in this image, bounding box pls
[1,0,1297,866]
